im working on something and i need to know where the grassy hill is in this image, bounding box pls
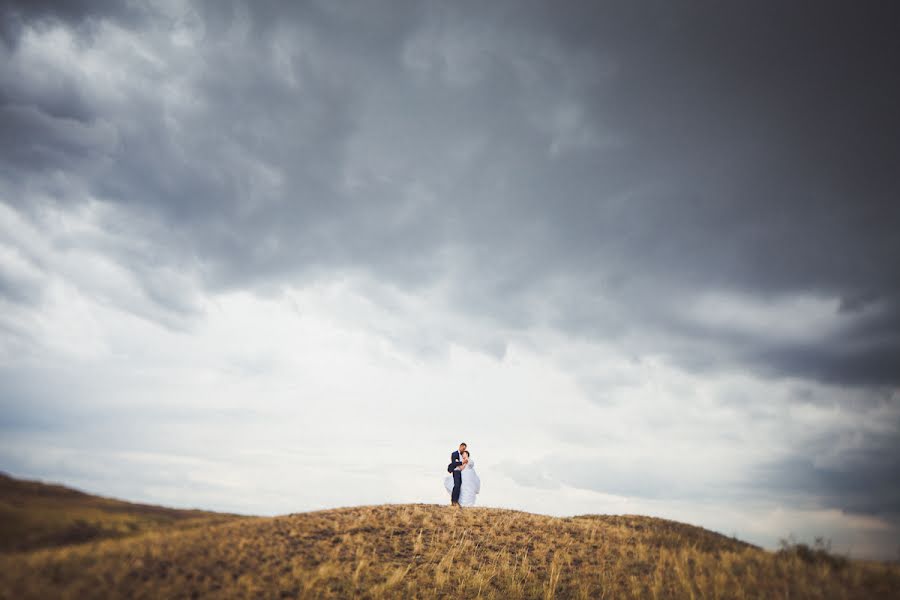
[1,473,898,599]
[0,472,244,553]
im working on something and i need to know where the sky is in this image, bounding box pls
[1,0,899,559]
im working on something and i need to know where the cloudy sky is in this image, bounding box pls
[2,0,899,558]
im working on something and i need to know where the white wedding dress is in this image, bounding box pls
[443,460,481,507]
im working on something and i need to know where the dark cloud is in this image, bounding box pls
[504,417,900,518]
[749,334,900,387]
[1,2,899,376]
[756,431,900,517]
[0,0,145,48]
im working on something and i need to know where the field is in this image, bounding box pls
[1,473,898,599]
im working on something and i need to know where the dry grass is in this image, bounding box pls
[2,474,899,599]
[0,472,244,552]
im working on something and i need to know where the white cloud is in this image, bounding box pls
[2,217,897,556]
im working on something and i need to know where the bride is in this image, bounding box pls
[443,450,481,507]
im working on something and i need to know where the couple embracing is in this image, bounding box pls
[443,442,481,507]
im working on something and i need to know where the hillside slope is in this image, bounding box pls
[2,475,899,599]
[0,472,244,553]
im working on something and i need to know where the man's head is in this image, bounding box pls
[459,442,467,453]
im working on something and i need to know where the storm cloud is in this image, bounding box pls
[2,0,899,557]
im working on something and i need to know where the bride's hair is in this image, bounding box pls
[462,450,470,458]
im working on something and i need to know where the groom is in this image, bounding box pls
[447,442,467,506]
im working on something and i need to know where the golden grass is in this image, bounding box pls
[0,472,243,552]
[2,474,899,599]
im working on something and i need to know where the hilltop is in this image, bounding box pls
[1,473,898,599]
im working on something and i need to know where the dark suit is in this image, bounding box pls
[447,450,462,472]
[447,450,463,504]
